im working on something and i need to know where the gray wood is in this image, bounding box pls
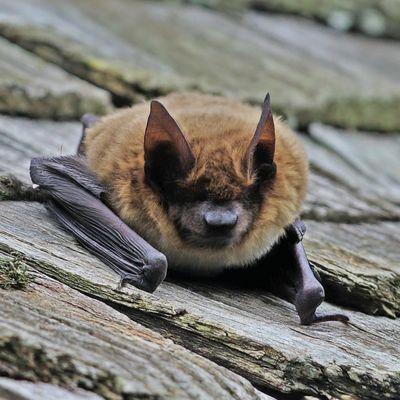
[0,116,80,181]
[0,201,399,399]
[0,37,111,119]
[302,124,400,222]
[0,0,400,131]
[245,0,400,40]
[307,123,400,203]
[305,220,400,317]
[0,378,103,400]
[180,0,400,39]
[0,268,271,400]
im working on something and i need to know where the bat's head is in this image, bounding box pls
[144,95,277,250]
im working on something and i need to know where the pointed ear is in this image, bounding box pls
[244,94,275,178]
[144,101,195,189]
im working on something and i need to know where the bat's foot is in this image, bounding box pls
[296,284,349,325]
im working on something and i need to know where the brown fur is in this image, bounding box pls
[85,92,308,274]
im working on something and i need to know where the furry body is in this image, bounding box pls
[84,93,308,274]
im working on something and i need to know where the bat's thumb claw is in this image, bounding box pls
[141,254,168,293]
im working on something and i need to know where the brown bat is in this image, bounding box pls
[30,92,348,325]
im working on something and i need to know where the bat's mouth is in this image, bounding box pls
[184,232,242,249]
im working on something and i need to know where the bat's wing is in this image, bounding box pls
[283,221,349,325]
[30,155,167,292]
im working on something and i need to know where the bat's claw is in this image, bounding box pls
[115,255,167,293]
[117,273,138,290]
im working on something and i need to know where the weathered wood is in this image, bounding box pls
[302,124,400,222]
[0,267,271,400]
[0,116,80,182]
[303,172,394,222]
[1,0,400,131]
[178,0,400,39]
[307,123,400,204]
[0,378,103,400]
[249,0,400,40]
[0,201,399,399]
[305,220,400,317]
[0,37,111,120]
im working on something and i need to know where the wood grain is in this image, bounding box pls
[0,37,111,119]
[0,269,270,399]
[0,0,399,130]
[0,201,398,399]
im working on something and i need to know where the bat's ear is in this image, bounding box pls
[244,93,276,179]
[144,100,195,189]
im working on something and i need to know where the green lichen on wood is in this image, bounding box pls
[250,0,400,39]
[0,255,32,290]
[0,9,399,132]
[0,336,123,400]
[0,176,42,202]
[0,36,111,120]
[0,23,190,104]
[172,0,400,40]
[298,96,400,132]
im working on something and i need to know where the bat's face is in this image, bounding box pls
[167,199,252,248]
[144,97,276,249]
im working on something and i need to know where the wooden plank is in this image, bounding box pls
[305,220,400,317]
[302,124,400,222]
[0,37,111,119]
[303,172,396,222]
[248,0,400,40]
[0,201,399,399]
[0,267,271,400]
[307,123,400,204]
[178,0,400,39]
[0,116,80,182]
[0,0,399,131]
[0,378,103,400]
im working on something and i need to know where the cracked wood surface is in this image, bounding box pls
[0,0,400,131]
[303,124,400,222]
[255,0,400,40]
[0,116,79,182]
[305,221,400,317]
[0,201,399,399]
[0,378,103,400]
[0,269,270,400]
[0,37,111,120]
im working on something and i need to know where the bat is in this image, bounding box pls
[30,92,349,325]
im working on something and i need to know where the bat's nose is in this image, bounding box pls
[204,210,238,229]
